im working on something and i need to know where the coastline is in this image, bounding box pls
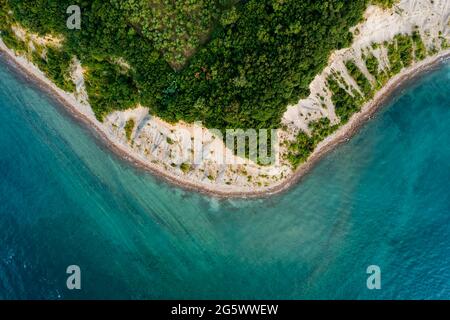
[0,41,449,198]
[280,51,450,197]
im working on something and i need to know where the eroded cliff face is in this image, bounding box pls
[283,0,450,135]
[1,0,449,196]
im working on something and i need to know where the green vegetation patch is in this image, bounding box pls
[0,29,27,54]
[32,47,76,92]
[363,52,387,89]
[124,118,135,141]
[3,0,420,167]
[345,60,374,98]
[372,0,397,9]
[122,0,240,70]
[327,76,363,124]
[287,117,338,168]
[412,30,427,61]
[386,40,403,76]
[396,34,414,67]
[180,162,192,173]
[386,34,414,76]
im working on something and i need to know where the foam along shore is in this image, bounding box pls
[0,0,449,198]
[1,37,449,198]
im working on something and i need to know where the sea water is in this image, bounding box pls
[0,56,449,299]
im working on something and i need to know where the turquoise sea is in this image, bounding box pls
[0,55,449,300]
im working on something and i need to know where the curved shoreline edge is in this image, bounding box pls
[1,44,449,199]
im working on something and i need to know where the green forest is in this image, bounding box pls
[1,0,420,169]
[1,0,376,127]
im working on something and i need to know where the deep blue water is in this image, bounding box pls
[0,56,449,300]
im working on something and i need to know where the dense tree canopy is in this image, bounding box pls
[2,0,374,129]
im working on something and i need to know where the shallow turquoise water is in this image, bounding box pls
[0,56,449,299]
